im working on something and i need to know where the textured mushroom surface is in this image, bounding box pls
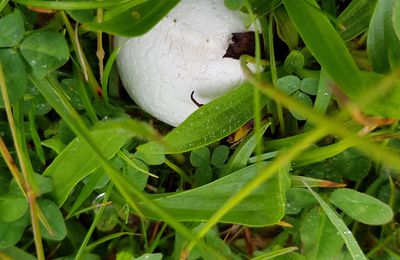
[116,0,248,126]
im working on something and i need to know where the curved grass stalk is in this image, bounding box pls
[240,57,400,171]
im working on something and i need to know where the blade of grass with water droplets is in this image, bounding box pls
[303,182,367,260]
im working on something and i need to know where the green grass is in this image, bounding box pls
[0,0,399,259]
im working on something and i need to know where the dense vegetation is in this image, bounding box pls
[0,0,399,259]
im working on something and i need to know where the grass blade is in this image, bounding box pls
[303,182,367,260]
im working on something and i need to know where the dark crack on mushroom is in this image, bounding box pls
[223,32,264,60]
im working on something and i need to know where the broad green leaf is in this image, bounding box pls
[330,188,393,225]
[307,68,331,120]
[116,249,135,260]
[290,91,313,120]
[299,78,318,96]
[38,199,67,241]
[290,175,344,188]
[210,145,230,168]
[34,173,54,195]
[20,31,69,79]
[0,10,24,47]
[44,123,135,206]
[174,223,234,260]
[67,10,95,23]
[0,213,29,249]
[0,246,36,260]
[300,207,344,260]
[134,151,165,165]
[283,0,364,98]
[96,205,119,232]
[367,0,400,73]
[222,121,270,176]
[296,147,371,182]
[305,185,367,260]
[286,188,316,214]
[138,83,268,154]
[248,0,281,15]
[58,254,101,260]
[134,253,163,260]
[194,165,213,187]
[141,163,290,226]
[190,147,210,167]
[330,148,371,181]
[0,195,28,222]
[284,50,305,74]
[120,156,149,191]
[60,79,84,110]
[394,1,400,41]
[83,0,180,37]
[264,132,309,152]
[338,0,378,42]
[0,174,11,196]
[68,170,108,217]
[41,136,66,154]
[14,0,128,10]
[274,6,299,50]
[277,75,300,95]
[224,0,243,10]
[274,252,307,260]
[8,173,53,196]
[0,49,27,107]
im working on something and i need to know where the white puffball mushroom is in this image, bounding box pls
[116,0,249,126]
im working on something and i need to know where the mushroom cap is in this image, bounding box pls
[116,0,248,126]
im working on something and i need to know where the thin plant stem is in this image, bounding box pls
[165,158,193,185]
[75,183,114,259]
[101,46,121,104]
[66,201,113,220]
[148,223,168,253]
[61,11,102,98]
[0,137,26,194]
[243,0,263,159]
[96,8,105,81]
[0,64,45,260]
[269,14,285,135]
[367,228,400,257]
